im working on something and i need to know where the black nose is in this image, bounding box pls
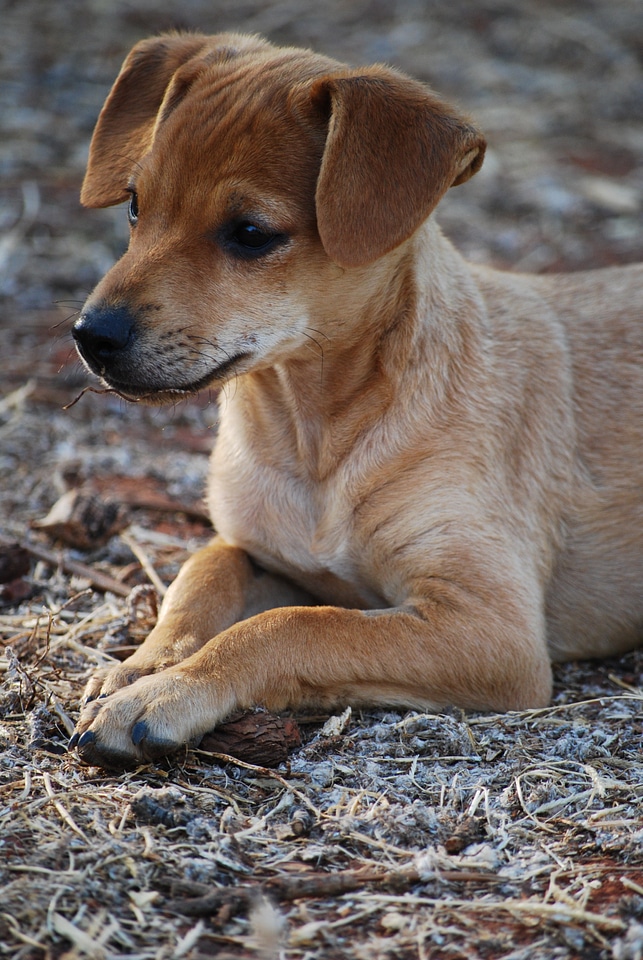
[72,306,135,370]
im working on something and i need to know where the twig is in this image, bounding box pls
[120,529,167,596]
[621,877,643,897]
[168,865,391,918]
[119,491,210,524]
[355,892,627,932]
[195,748,321,818]
[19,540,130,597]
[42,771,89,841]
[49,696,76,737]
[168,860,500,919]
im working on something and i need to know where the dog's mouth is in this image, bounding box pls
[97,351,251,404]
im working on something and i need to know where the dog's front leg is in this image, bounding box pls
[71,592,552,767]
[81,536,256,703]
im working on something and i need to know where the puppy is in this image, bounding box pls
[69,32,643,767]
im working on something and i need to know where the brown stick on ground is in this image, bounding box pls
[167,861,500,922]
[20,540,131,597]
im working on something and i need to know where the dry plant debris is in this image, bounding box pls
[2,0,643,957]
[31,490,129,551]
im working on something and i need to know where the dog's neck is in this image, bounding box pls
[230,225,485,481]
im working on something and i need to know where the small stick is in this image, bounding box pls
[20,541,130,597]
[120,530,168,597]
[42,771,89,841]
[62,385,124,410]
[168,861,500,919]
[195,749,321,817]
[118,491,210,524]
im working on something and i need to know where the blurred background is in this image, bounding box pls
[0,0,642,532]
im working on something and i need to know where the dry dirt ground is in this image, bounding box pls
[1,1,643,958]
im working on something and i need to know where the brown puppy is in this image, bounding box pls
[69,32,643,767]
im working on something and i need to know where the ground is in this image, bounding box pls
[1,0,642,957]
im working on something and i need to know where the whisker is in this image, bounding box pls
[121,155,146,175]
[185,332,239,377]
[302,327,326,387]
[301,330,324,356]
[305,325,331,345]
[50,311,81,331]
[57,347,81,373]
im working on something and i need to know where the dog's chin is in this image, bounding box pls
[96,353,251,405]
[105,382,203,406]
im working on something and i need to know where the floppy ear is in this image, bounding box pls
[311,70,485,267]
[81,34,210,208]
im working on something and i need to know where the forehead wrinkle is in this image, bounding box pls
[156,46,337,152]
[151,101,318,206]
[134,49,338,223]
[151,82,281,180]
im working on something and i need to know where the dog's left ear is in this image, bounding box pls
[311,69,485,267]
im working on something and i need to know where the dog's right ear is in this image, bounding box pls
[81,34,210,208]
[310,70,485,268]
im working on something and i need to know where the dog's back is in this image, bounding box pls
[468,261,643,659]
[536,264,643,657]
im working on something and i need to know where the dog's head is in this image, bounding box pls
[72,32,485,401]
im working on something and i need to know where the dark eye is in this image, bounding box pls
[221,219,288,259]
[231,223,274,249]
[127,191,139,226]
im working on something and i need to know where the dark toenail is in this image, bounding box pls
[132,721,148,745]
[77,730,96,747]
[68,732,79,749]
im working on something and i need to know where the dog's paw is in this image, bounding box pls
[82,660,156,706]
[69,671,211,768]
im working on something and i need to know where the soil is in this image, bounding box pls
[1,1,642,958]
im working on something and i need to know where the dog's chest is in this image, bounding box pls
[213,459,353,571]
[208,427,373,601]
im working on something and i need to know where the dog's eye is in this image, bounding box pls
[232,223,274,249]
[221,220,287,260]
[127,191,139,226]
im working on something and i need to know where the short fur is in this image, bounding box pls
[69,32,643,767]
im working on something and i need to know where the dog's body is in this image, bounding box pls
[69,32,643,766]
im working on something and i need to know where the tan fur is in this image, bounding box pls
[69,32,643,767]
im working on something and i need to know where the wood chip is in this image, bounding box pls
[198,709,302,768]
[32,489,128,549]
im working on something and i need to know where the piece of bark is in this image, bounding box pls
[0,543,31,584]
[198,709,301,768]
[32,489,128,549]
[443,816,487,854]
[0,543,33,605]
[0,577,33,605]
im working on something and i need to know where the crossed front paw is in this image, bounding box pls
[69,671,209,768]
[82,659,159,706]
